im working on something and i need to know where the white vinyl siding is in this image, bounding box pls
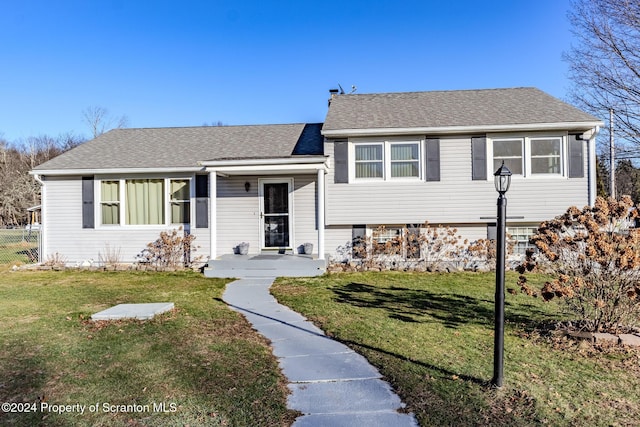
[325,135,589,226]
[41,176,211,264]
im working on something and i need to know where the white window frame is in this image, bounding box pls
[95,176,193,228]
[529,137,563,176]
[353,142,385,180]
[350,139,423,182]
[169,178,192,225]
[368,225,421,259]
[389,142,421,179]
[488,133,567,179]
[99,180,121,226]
[507,225,538,256]
[492,138,524,176]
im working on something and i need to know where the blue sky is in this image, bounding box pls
[1,0,575,143]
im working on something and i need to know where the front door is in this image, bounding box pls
[259,178,293,249]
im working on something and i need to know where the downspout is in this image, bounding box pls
[588,126,600,206]
[33,174,45,264]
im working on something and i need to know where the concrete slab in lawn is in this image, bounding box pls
[293,412,418,427]
[91,303,174,321]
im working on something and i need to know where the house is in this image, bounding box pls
[30,87,603,271]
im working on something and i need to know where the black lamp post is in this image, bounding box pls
[492,161,511,388]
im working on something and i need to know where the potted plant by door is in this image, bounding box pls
[237,242,250,255]
[303,242,313,255]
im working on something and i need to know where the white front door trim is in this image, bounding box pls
[258,178,294,250]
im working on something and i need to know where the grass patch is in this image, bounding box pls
[0,270,296,426]
[0,229,38,265]
[272,272,640,426]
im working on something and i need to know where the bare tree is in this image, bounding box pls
[565,0,640,155]
[82,106,129,138]
[0,134,85,226]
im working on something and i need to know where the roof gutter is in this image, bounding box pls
[322,121,605,138]
[199,156,328,168]
[29,166,206,176]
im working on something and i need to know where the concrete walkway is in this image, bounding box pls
[222,278,418,427]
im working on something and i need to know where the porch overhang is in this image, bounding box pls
[200,156,328,175]
[204,156,328,261]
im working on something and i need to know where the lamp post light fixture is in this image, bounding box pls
[492,161,512,388]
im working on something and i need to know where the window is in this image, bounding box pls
[125,179,165,225]
[98,177,194,226]
[355,144,383,178]
[391,143,420,178]
[371,225,421,258]
[490,135,566,178]
[170,179,190,224]
[100,180,120,225]
[353,140,423,181]
[508,226,538,255]
[493,139,523,174]
[373,227,402,255]
[531,137,562,174]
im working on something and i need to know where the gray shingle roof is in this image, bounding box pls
[34,123,324,171]
[322,88,602,132]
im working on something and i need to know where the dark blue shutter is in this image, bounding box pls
[352,224,366,258]
[334,141,349,183]
[472,136,487,180]
[568,135,585,178]
[425,138,440,181]
[82,177,94,229]
[487,223,497,240]
[195,175,209,228]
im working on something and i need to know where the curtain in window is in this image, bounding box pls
[101,181,119,225]
[170,179,190,224]
[125,179,164,224]
[355,145,383,178]
[391,144,419,177]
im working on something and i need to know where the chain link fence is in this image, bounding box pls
[0,228,40,265]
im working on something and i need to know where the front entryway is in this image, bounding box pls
[259,178,293,250]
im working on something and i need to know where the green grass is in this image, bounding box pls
[0,270,296,426]
[272,272,640,426]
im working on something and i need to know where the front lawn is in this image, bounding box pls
[272,272,640,426]
[0,270,296,426]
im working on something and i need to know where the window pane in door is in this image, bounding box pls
[264,216,289,247]
[264,183,288,214]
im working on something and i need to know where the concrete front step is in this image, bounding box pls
[203,255,326,278]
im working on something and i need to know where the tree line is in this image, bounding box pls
[0,106,129,227]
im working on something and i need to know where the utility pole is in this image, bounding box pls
[610,108,616,199]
